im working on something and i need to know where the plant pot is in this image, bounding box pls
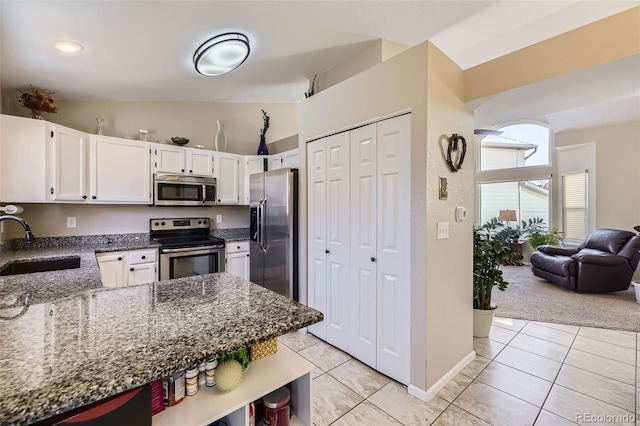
[633,282,640,304]
[473,307,496,337]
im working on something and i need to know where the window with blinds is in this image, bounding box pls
[562,171,588,242]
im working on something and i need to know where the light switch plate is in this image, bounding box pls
[437,222,449,239]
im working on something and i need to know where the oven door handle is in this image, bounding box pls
[161,246,223,254]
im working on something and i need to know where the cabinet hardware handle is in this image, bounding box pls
[51,131,54,138]
[141,255,146,259]
[117,257,122,261]
[246,254,250,257]
[92,196,97,199]
[82,195,87,199]
[50,187,54,195]
[130,267,134,272]
[325,250,330,254]
[371,257,376,262]
[237,245,240,249]
[181,169,185,172]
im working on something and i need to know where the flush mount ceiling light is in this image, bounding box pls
[53,40,84,54]
[193,32,250,76]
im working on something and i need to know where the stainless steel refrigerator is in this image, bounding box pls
[250,168,298,301]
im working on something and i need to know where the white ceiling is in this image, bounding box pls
[1,1,639,132]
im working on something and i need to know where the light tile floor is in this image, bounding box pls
[278,317,640,425]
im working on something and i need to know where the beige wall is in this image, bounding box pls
[1,204,249,239]
[319,39,409,93]
[4,99,299,155]
[299,40,473,393]
[465,7,640,102]
[554,121,640,232]
[424,43,475,389]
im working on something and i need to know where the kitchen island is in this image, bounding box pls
[0,236,322,425]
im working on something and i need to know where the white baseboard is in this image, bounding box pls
[408,384,428,401]
[415,350,476,402]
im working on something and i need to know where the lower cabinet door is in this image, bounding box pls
[127,262,157,286]
[96,253,126,288]
[226,252,250,280]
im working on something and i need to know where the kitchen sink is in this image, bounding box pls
[0,256,81,276]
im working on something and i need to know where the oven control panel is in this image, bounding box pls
[150,217,209,231]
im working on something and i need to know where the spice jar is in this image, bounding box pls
[263,386,290,426]
[185,367,199,396]
[205,359,218,387]
[162,370,185,406]
[198,362,206,386]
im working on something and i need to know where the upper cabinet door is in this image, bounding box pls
[215,152,240,204]
[89,136,151,203]
[154,144,186,174]
[187,149,214,176]
[51,125,87,202]
[269,154,282,170]
[242,156,266,205]
[281,148,299,169]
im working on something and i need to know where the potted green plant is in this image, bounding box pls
[473,224,516,337]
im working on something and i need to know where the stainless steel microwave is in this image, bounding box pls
[153,174,217,206]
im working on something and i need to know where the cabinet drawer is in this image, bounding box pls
[128,249,157,265]
[225,241,249,254]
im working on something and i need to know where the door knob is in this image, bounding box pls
[92,196,97,199]
[325,250,330,254]
[82,195,87,199]
[117,257,122,261]
[130,267,134,272]
[371,257,376,262]
[141,255,146,260]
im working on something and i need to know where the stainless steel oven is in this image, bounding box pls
[150,217,225,281]
[154,174,217,206]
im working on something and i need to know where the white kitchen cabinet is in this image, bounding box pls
[153,144,186,174]
[50,125,88,202]
[225,241,250,279]
[152,144,215,177]
[241,156,266,204]
[89,136,152,204]
[269,148,299,171]
[0,115,48,202]
[306,114,411,385]
[96,248,158,287]
[187,148,215,176]
[215,152,240,204]
[306,133,350,349]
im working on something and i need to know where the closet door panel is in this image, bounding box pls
[307,139,327,339]
[349,123,377,366]
[325,132,351,350]
[375,114,411,385]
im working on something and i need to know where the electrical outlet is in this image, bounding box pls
[437,222,449,240]
[67,217,77,228]
[216,214,223,223]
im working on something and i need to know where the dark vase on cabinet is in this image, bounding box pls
[257,134,269,155]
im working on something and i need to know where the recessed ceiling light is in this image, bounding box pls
[53,41,84,54]
[193,32,250,76]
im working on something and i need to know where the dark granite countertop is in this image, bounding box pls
[0,233,159,305]
[0,235,323,425]
[212,227,250,242]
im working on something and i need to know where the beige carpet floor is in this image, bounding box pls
[492,265,640,332]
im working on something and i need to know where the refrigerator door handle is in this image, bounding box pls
[257,198,263,250]
[260,198,268,252]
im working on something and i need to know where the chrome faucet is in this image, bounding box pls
[0,215,36,244]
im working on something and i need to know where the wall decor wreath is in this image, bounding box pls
[446,133,466,173]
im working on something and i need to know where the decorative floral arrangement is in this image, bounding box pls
[17,85,58,118]
[260,109,270,138]
[304,74,318,98]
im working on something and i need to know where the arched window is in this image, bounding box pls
[477,122,553,227]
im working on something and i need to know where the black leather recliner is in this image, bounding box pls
[530,229,640,293]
